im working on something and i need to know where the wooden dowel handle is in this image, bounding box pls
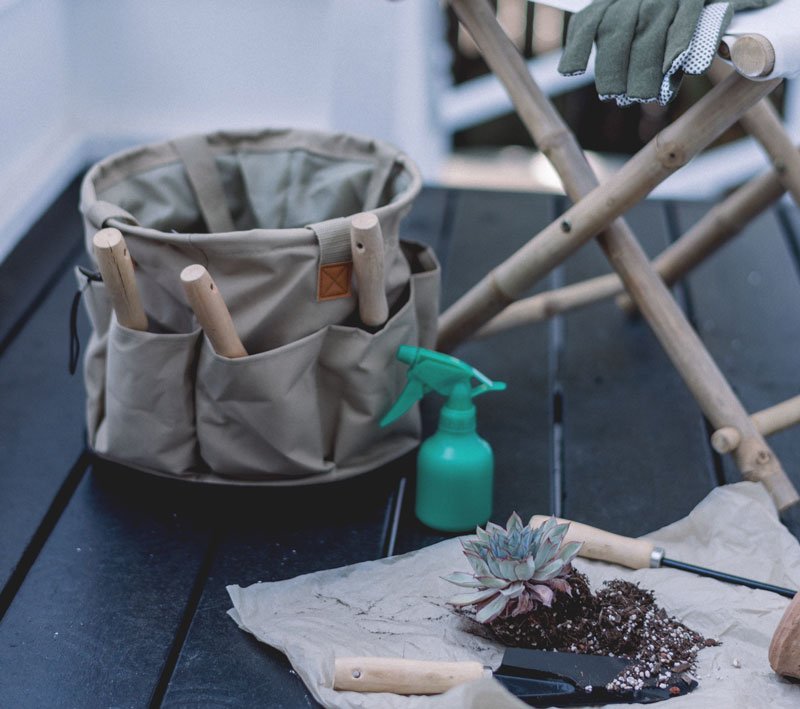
[350,213,388,327]
[333,656,484,695]
[769,591,800,679]
[180,265,247,358]
[529,515,661,570]
[728,34,775,79]
[92,228,148,331]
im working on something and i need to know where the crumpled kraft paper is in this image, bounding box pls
[228,482,800,708]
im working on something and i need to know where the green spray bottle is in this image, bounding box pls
[380,345,506,532]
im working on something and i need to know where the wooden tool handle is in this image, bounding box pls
[92,228,148,331]
[769,590,800,679]
[333,656,484,695]
[180,264,247,358]
[529,515,660,570]
[350,213,388,327]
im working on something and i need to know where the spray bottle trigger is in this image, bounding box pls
[380,378,427,427]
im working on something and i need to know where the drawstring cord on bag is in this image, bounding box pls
[69,266,102,375]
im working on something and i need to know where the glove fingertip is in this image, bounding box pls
[557,53,590,77]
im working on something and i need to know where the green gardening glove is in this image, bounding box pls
[558,0,776,102]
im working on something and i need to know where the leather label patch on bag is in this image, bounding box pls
[318,262,353,301]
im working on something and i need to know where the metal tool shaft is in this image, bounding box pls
[661,557,797,599]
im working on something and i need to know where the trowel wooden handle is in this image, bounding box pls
[769,590,800,679]
[180,264,247,358]
[92,228,148,331]
[529,515,660,570]
[350,213,388,327]
[334,656,484,695]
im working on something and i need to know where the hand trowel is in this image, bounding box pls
[334,648,696,705]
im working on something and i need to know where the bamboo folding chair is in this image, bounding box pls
[439,0,800,527]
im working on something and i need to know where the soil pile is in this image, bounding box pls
[473,571,718,692]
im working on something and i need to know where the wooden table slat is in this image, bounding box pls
[674,201,800,488]
[0,177,85,353]
[559,201,716,536]
[394,190,559,553]
[0,265,91,602]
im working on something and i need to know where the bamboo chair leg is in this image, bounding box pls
[443,0,798,511]
[477,161,786,338]
[436,68,776,349]
[614,60,800,312]
[709,61,800,205]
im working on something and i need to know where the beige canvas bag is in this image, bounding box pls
[77,128,440,485]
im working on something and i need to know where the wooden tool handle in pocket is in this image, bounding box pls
[334,656,484,695]
[529,515,658,570]
[92,228,148,331]
[350,213,388,327]
[181,265,247,359]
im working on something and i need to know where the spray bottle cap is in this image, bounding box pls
[380,345,506,430]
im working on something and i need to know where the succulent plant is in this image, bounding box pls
[444,513,583,624]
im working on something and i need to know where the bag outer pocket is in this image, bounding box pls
[195,328,330,479]
[321,279,421,469]
[96,315,202,474]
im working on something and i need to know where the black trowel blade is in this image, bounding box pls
[496,648,697,706]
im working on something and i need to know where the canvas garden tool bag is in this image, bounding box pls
[77,128,440,485]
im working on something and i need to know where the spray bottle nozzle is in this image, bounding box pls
[380,346,506,427]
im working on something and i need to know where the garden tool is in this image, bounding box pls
[92,228,148,331]
[769,590,800,678]
[530,515,797,599]
[557,0,777,104]
[350,212,388,327]
[334,648,695,704]
[180,264,247,358]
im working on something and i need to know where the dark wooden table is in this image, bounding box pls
[2,177,799,707]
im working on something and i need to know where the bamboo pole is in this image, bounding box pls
[712,395,800,453]
[729,34,776,79]
[477,163,786,338]
[475,271,621,337]
[436,55,778,349]
[615,60,800,311]
[709,61,800,206]
[443,0,798,510]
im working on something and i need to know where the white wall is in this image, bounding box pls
[0,0,447,262]
[0,0,82,263]
[67,1,338,139]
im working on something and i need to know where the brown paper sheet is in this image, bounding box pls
[228,482,800,707]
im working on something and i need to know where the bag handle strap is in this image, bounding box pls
[85,201,139,230]
[306,147,397,300]
[308,217,353,301]
[171,134,236,233]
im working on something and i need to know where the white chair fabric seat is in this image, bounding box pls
[537,0,800,80]
[725,0,800,79]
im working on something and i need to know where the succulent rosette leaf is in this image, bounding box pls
[444,513,583,624]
